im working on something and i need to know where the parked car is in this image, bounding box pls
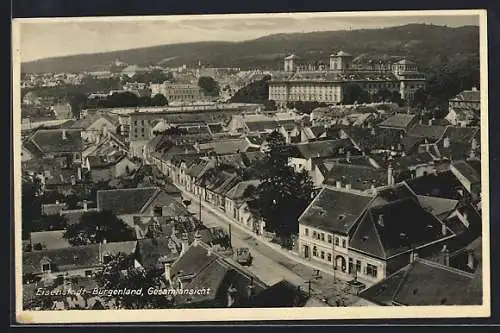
[235,247,253,266]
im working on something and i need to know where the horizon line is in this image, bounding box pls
[20,22,479,64]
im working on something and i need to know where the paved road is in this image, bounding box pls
[181,189,360,306]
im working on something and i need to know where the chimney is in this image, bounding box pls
[410,251,419,263]
[441,223,447,236]
[377,214,384,227]
[180,234,189,255]
[207,244,213,256]
[443,136,450,148]
[62,129,67,140]
[335,180,342,189]
[345,183,352,191]
[346,150,351,163]
[387,164,394,186]
[226,284,237,307]
[371,127,376,136]
[164,262,172,280]
[428,119,433,126]
[77,166,82,180]
[471,87,478,92]
[440,245,450,266]
[419,117,423,125]
[467,251,475,270]
[83,200,88,211]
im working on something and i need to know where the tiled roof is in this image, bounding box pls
[197,139,248,155]
[349,197,451,259]
[225,180,261,201]
[344,127,403,152]
[450,89,481,102]
[137,238,180,270]
[68,113,119,130]
[391,152,436,170]
[186,159,212,178]
[440,126,480,144]
[245,120,280,133]
[417,195,459,219]
[170,243,219,278]
[30,230,71,250]
[101,240,138,257]
[96,187,161,215]
[298,187,374,234]
[29,129,83,154]
[291,139,356,159]
[404,171,464,200]
[451,160,481,183]
[23,244,101,275]
[407,124,447,142]
[378,114,417,130]
[360,258,481,305]
[323,164,387,191]
[247,280,311,307]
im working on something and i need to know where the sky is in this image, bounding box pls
[16,12,480,63]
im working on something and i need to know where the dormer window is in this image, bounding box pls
[41,263,51,272]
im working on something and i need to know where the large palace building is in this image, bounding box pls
[268,51,426,105]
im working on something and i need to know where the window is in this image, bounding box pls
[335,237,339,246]
[366,264,378,278]
[327,253,332,262]
[356,260,361,272]
[320,251,325,259]
[85,270,93,277]
[41,263,51,272]
[342,239,346,248]
[327,235,332,243]
[348,258,353,274]
[304,228,309,236]
[320,233,325,241]
[313,246,318,257]
[312,231,317,238]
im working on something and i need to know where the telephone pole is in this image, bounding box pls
[199,192,202,223]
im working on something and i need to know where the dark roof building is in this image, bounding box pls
[378,114,418,132]
[359,258,482,306]
[298,187,374,235]
[26,129,84,155]
[349,197,453,260]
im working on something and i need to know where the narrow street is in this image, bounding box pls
[180,188,361,306]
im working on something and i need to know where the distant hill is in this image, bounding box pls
[21,23,479,74]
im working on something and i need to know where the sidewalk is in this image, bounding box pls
[178,186,362,285]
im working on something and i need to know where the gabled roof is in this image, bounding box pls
[451,160,481,183]
[245,120,280,133]
[391,151,436,170]
[291,139,356,159]
[29,129,83,154]
[186,158,212,178]
[246,280,311,307]
[69,113,119,130]
[96,187,171,215]
[30,230,71,250]
[404,171,464,200]
[349,197,452,259]
[378,114,417,130]
[323,164,387,191]
[225,180,261,201]
[298,187,374,234]
[344,127,403,152]
[136,238,180,269]
[101,240,138,257]
[360,258,481,306]
[450,89,481,102]
[407,124,447,142]
[417,195,459,219]
[197,139,248,155]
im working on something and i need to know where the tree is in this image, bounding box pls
[68,92,88,119]
[63,211,136,246]
[342,83,371,105]
[229,75,271,104]
[255,131,314,248]
[105,91,139,108]
[198,76,220,97]
[150,93,168,107]
[286,101,327,114]
[95,253,175,309]
[22,178,42,239]
[373,88,393,102]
